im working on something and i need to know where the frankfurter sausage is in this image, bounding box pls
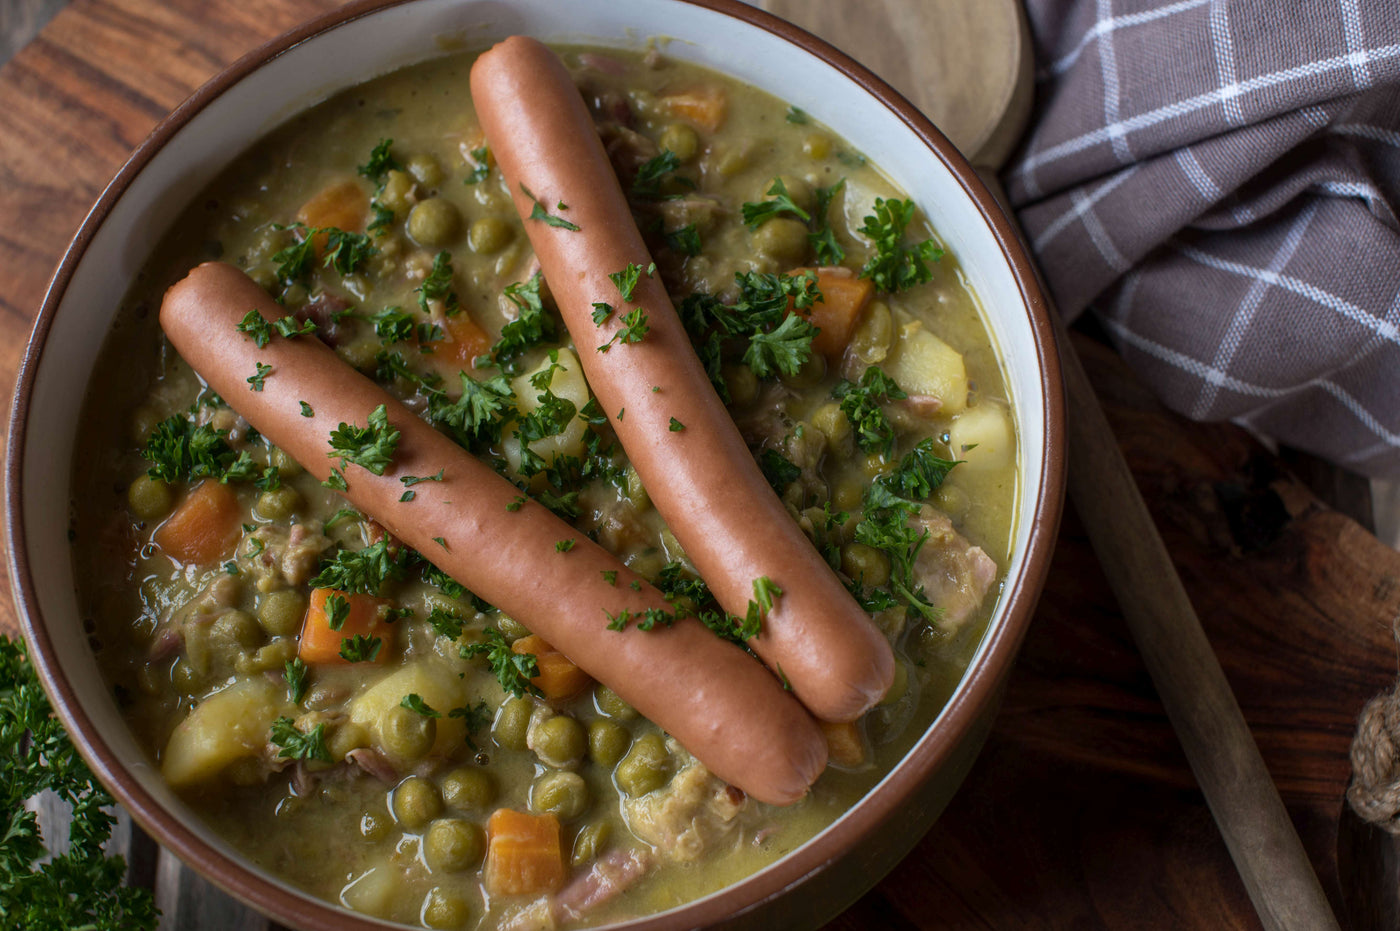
[470,37,894,722]
[159,261,826,805]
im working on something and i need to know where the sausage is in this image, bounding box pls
[470,37,894,722]
[159,261,825,805]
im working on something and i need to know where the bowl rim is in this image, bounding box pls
[6,0,1066,927]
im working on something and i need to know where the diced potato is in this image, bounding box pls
[502,347,591,475]
[948,402,1014,470]
[348,661,467,759]
[885,322,967,415]
[340,864,398,917]
[161,677,290,788]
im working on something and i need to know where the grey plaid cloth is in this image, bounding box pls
[1005,0,1400,477]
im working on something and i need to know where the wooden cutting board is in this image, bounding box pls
[1,1,1395,929]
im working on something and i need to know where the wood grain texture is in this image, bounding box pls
[1,1,1395,929]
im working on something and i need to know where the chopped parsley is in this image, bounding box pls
[274,316,319,339]
[597,307,649,352]
[758,448,801,493]
[449,701,492,750]
[425,607,465,641]
[372,307,417,344]
[309,539,407,595]
[833,367,907,456]
[339,634,383,664]
[322,228,376,276]
[521,183,581,231]
[601,569,618,586]
[555,538,576,553]
[591,302,614,325]
[399,490,416,502]
[142,415,257,484]
[327,403,399,475]
[426,372,516,449]
[809,178,847,265]
[401,469,445,487]
[857,197,944,293]
[608,262,655,302]
[786,106,809,124]
[299,401,314,418]
[460,628,540,698]
[269,717,332,762]
[323,593,350,631]
[357,138,399,181]
[630,150,692,200]
[400,693,441,718]
[490,272,555,374]
[236,309,274,347]
[464,146,490,184]
[284,657,309,704]
[665,223,702,256]
[247,362,273,392]
[322,468,349,492]
[417,251,459,315]
[744,313,817,379]
[741,178,811,229]
[668,417,685,432]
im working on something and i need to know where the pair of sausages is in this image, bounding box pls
[469,37,895,723]
[160,263,825,805]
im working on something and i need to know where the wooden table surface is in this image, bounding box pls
[3,1,1398,929]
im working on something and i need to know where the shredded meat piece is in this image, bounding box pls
[345,748,398,784]
[600,123,660,179]
[623,758,757,864]
[555,847,651,920]
[909,509,998,631]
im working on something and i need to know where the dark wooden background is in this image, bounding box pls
[3,1,1399,929]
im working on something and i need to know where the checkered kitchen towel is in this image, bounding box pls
[1006,0,1400,477]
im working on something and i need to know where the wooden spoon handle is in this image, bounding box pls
[1051,303,1342,931]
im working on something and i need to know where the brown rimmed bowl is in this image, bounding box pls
[7,0,1065,927]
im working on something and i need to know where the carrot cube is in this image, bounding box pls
[511,634,593,701]
[154,480,243,566]
[297,587,392,666]
[484,808,567,896]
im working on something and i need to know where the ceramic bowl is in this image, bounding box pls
[7,0,1065,928]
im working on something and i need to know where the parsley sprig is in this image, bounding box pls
[142,416,257,484]
[833,367,907,456]
[327,404,400,476]
[309,539,407,595]
[460,628,540,698]
[857,197,943,293]
[269,716,332,762]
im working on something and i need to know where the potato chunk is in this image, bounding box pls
[886,322,967,415]
[948,402,1014,470]
[161,677,289,788]
[348,661,468,761]
[503,347,591,475]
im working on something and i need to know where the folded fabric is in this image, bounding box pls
[1006,0,1400,477]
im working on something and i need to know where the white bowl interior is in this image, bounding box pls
[17,0,1050,922]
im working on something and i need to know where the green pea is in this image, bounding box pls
[778,351,826,390]
[380,704,437,761]
[832,477,864,512]
[406,153,443,188]
[880,660,910,707]
[360,810,391,841]
[533,715,586,769]
[753,217,810,267]
[493,697,532,751]
[255,486,301,521]
[257,590,308,638]
[441,767,497,812]
[588,719,630,768]
[531,771,590,820]
[238,638,296,675]
[377,169,415,212]
[423,818,485,872]
[468,216,513,255]
[714,147,748,177]
[850,300,893,365]
[129,405,161,446]
[267,446,303,477]
[422,886,473,928]
[210,610,262,651]
[841,542,891,588]
[594,685,637,721]
[407,198,462,247]
[391,775,442,829]
[327,721,370,760]
[571,821,611,867]
[170,659,202,695]
[127,475,174,522]
[658,123,699,162]
[495,614,530,640]
[624,465,651,511]
[615,732,672,797]
[722,364,758,407]
[810,401,851,447]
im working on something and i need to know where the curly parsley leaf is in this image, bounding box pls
[417,251,459,315]
[357,138,399,181]
[339,634,383,664]
[597,307,649,353]
[449,700,492,750]
[630,150,693,200]
[833,367,907,456]
[857,197,943,293]
[309,538,407,595]
[460,627,540,698]
[608,262,654,302]
[741,177,811,229]
[868,438,962,511]
[237,309,273,347]
[809,178,847,265]
[269,716,332,762]
[372,307,416,344]
[327,403,399,476]
[0,638,160,930]
[521,183,581,231]
[758,448,802,494]
[490,271,556,374]
[285,657,309,704]
[142,416,257,484]
[744,313,817,379]
[426,372,516,449]
[401,693,441,718]
[247,362,273,392]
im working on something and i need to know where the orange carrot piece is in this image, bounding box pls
[790,268,875,361]
[439,312,493,368]
[511,634,593,701]
[484,809,567,897]
[658,86,728,133]
[819,719,869,769]
[295,178,369,253]
[297,587,392,666]
[153,481,243,566]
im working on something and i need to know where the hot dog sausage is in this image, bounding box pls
[160,261,826,805]
[470,37,894,722]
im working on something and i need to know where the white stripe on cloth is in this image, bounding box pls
[1041,0,1211,80]
[1192,200,1318,416]
[1032,166,1139,251]
[1072,186,1131,272]
[1340,0,1375,89]
[1170,239,1400,346]
[1013,42,1400,183]
[1175,147,1223,201]
[1334,122,1400,148]
[1209,0,1246,126]
[1097,0,1134,164]
[1105,317,1400,449]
